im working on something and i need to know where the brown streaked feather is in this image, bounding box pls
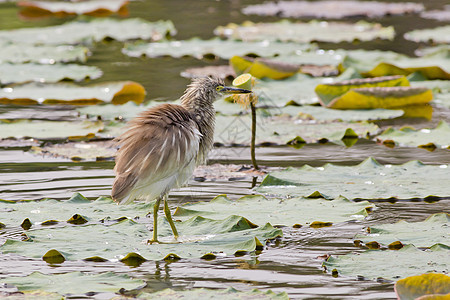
[111,103,200,203]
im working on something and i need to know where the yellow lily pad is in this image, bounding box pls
[230,55,299,79]
[395,273,450,300]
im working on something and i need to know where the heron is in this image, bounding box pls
[111,77,252,243]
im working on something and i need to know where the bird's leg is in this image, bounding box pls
[163,195,179,239]
[147,197,161,244]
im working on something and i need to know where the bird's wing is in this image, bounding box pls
[111,104,201,203]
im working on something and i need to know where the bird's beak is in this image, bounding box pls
[219,86,252,94]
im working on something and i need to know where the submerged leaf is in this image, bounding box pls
[0,63,102,85]
[376,121,450,149]
[1,272,145,294]
[215,20,394,43]
[0,18,175,45]
[356,213,450,248]
[395,273,450,300]
[122,38,314,60]
[258,158,450,200]
[0,81,146,105]
[242,1,424,18]
[323,244,449,281]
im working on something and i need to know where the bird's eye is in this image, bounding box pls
[216,85,224,92]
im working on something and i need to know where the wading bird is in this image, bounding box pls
[111,77,251,243]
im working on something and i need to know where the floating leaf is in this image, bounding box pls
[404,26,450,44]
[18,0,129,17]
[214,115,379,146]
[215,20,394,43]
[1,217,282,261]
[258,158,450,200]
[230,56,300,80]
[421,7,450,22]
[122,38,314,60]
[242,1,424,18]
[30,141,116,161]
[174,194,374,227]
[323,244,449,281]
[275,105,404,122]
[376,121,450,149]
[326,86,433,109]
[181,65,235,80]
[355,213,450,248]
[0,63,102,85]
[0,18,176,45]
[138,287,289,300]
[0,120,103,140]
[315,75,410,106]
[42,249,66,264]
[395,273,450,300]
[0,43,88,63]
[1,272,145,294]
[76,101,158,120]
[0,81,146,105]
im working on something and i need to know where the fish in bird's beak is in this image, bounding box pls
[218,86,252,94]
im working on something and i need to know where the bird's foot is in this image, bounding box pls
[146,239,160,244]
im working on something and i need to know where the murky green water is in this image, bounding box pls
[1,0,449,298]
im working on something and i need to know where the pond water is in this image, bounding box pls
[0,0,449,299]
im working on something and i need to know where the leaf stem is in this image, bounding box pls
[250,100,259,170]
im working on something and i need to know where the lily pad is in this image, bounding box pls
[395,273,450,300]
[0,81,146,105]
[18,0,129,17]
[0,63,102,85]
[174,194,374,227]
[181,65,235,80]
[421,7,450,22]
[0,120,103,140]
[257,158,450,200]
[214,114,379,146]
[1,272,145,294]
[404,26,450,44]
[77,101,160,120]
[376,121,450,149]
[0,43,89,64]
[355,213,450,248]
[0,18,176,45]
[324,244,449,281]
[275,105,404,121]
[30,141,116,161]
[242,1,424,18]
[138,287,289,300]
[122,38,314,60]
[215,20,394,43]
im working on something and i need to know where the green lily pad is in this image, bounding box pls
[76,101,159,121]
[257,158,450,200]
[174,194,374,227]
[1,272,145,294]
[181,65,235,80]
[323,244,449,281]
[122,38,314,60]
[395,273,450,300]
[0,81,146,105]
[0,43,89,64]
[404,25,450,44]
[0,120,103,140]
[376,121,450,149]
[18,0,129,16]
[1,217,281,261]
[30,141,116,161]
[242,1,424,18]
[138,287,289,300]
[0,18,176,45]
[0,63,102,85]
[214,114,379,146]
[215,20,394,43]
[355,213,450,248]
[0,193,282,260]
[275,105,404,121]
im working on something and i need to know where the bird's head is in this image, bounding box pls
[182,77,252,106]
